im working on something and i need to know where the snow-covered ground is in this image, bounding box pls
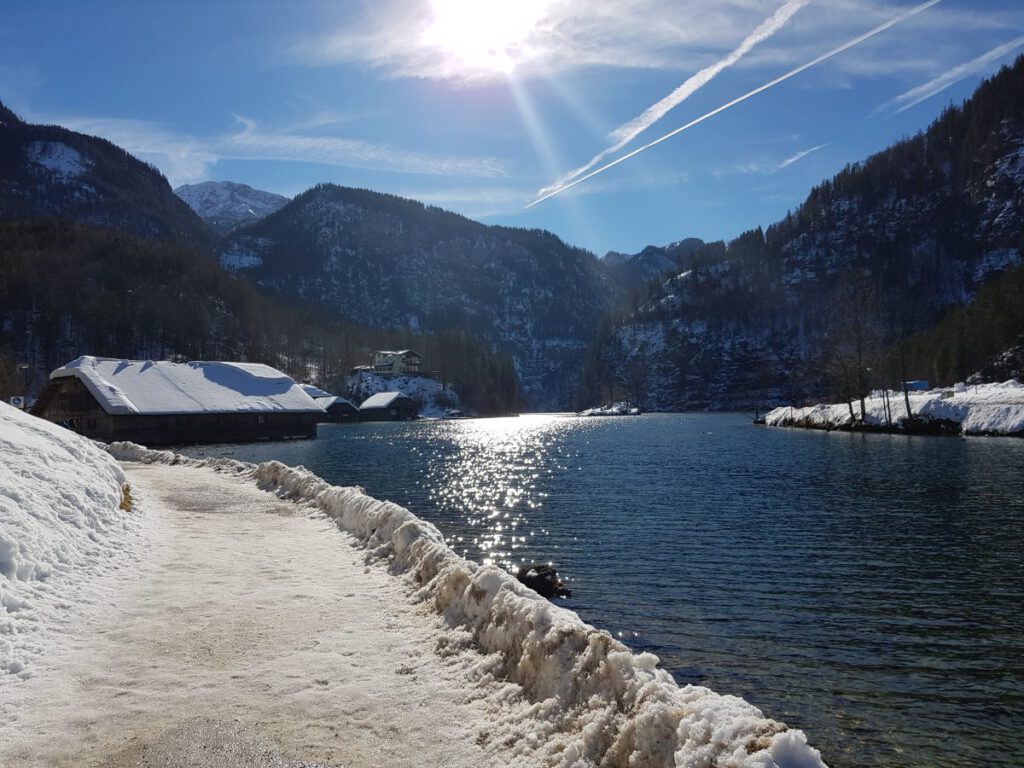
[1,409,827,766]
[765,380,1024,436]
[0,403,137,677]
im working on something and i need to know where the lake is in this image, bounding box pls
[183,413,1024,768]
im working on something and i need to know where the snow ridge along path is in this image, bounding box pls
[1,415,827,767]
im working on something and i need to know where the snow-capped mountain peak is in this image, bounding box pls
[174,181,289,234]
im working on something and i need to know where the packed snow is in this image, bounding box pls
[765,379,1024,436]
[0,403,136,677]
[104,441,827,768]
[52,356,323,415]
[25,141,91,182]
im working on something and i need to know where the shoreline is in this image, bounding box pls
[99,440,827,767]
[763,380,1024,439]
[0,400,828,768]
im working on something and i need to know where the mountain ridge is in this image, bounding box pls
[175,181,289,234]
[583,54,1024,410]
[218,182,617,408]
[0,100,214,250]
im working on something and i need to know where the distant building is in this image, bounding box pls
[359,391,418,421]
[300,384,359,423]
[318,396,360,422]
[903,380,930,392]
[371,350,422,375]
[32,356,322,444]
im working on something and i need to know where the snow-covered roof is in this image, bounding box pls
[316,395,356,410]
[375,349,420,357]
[360,391,410,410]
[51,356,322,416]
[301,383,334,399]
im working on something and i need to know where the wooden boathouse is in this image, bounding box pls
[32,356,323,444]
[358,391,419,421]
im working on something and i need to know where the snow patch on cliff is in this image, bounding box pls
[25,141,91,182]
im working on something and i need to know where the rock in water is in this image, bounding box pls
[516,564,571,599]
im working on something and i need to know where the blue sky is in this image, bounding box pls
[2,0,1023,255]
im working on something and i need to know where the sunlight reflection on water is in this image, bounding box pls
[416,415,576,568]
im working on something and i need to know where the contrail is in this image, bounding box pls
[526,0,944,209]
[537,0,809,200]
[882,33,1024,114]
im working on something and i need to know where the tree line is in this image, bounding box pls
[0,219,520,416]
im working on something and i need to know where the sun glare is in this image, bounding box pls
[422,0,547,75]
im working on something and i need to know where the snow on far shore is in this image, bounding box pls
[0,404,136,677]
[106,441,827,768]
[766,380,1024,436]
[347,371,459,418]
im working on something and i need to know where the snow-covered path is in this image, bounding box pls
[0,463,490,768]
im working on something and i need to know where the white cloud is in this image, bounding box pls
[880,34,1024,114]
[56,116,218,186]
[295,0,822,83]
[294,0,1023,85]
[43,114,508,187]
[219,118,508,178]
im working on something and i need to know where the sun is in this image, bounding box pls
[421,0,548,76]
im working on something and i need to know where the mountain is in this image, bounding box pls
[585,55,1024,410]
[218,184,617,407]
[603,238,705,295]
[0,219,521,415]
[0,101,213,249]
[175,181,289,234]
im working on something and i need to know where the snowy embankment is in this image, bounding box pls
[107,442,826,768]
[766,380,1024,437]
[0,404,136,677]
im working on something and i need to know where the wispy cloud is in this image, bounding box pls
[220,117,507,178]
[397,169,690,220]
[538,0,808,198]
[45,113,508,187]
[296,0,822,83]
[56,116,219,186]
[880,34,1024,114]
[713,143,828,176]
[294,0,1018,85]
[777,143,828,170]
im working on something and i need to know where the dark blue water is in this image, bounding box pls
[184,414,1024,768]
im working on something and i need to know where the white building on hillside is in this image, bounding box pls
[371,350,422,375]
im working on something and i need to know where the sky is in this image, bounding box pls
[2,0,1023,256]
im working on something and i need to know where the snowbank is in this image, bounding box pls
[766,380,1024,436]
[105,441,826,768]
[0,404,135,676]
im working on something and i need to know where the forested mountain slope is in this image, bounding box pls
[585,55,1024,410]
[219,184,617,407]
[0,102,213,250]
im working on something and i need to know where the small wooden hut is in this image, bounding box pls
[359,391,418,421]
